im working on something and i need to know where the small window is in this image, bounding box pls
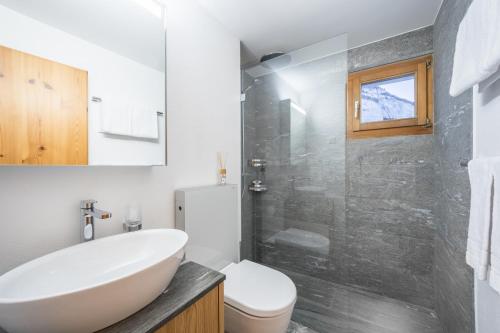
[347,55,433,139]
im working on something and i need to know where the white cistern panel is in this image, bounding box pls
[175,184,239,270]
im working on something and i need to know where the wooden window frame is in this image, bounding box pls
[347,55,434,139]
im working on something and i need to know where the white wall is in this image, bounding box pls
[473,73,500,333]
[0,0,241,274]
[0,5,166,166]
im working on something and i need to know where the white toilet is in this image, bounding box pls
[175,185,297,333]
[221,260,296,333]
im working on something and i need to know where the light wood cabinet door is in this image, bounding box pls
[156,283,224,333]
[0,45,88,165]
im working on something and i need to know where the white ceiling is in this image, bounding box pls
[196,0,443,66]
[0,0,166,71]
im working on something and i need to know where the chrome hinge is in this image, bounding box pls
[424,117,433,128]
[240,93,246,102]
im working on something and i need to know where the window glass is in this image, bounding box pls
[360,74,416,123]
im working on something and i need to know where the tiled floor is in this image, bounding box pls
[281,268,443,333]
[288,320,319,333]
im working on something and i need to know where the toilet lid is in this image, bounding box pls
[221,260,297,318]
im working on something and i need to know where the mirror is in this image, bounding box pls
[0,0,166,166]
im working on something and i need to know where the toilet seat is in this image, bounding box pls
[221,260,297,318]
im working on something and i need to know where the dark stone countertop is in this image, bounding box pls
[0,261,224,333]
[98,261,225,333]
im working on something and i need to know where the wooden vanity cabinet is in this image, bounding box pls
[155,283,224,333]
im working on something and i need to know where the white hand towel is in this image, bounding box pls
[99,99,132,137]
[450,0,500,97]
[131,105,159,140]
[489,160,500,292]
[466,158,494,280]
[99,99,159,139]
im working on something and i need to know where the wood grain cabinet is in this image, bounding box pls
[155,283,224,333]
[0,45,88,165]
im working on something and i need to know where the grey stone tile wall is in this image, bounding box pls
[345,26,436,308]
[433,0,475,331]
[348,26,433,72]
[345,136,435,308]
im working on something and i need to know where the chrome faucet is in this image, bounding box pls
[80,200,112,242]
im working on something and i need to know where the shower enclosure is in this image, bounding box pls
[241,35,349,284]
[240,33,440,333]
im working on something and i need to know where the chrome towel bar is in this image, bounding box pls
[91,96,164,116]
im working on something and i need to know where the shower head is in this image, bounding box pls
[260,52,285,63]
[260,52,291,69]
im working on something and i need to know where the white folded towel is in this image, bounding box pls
[466,158,494,280]
[99,99,159,140]
[489,160,500,292]
[99,99,132,137]
[450,0,500,97]
[131,105,159,140]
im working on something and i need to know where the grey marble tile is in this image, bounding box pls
[433,0,475,331]
[434,236,474,333]
[345,135,436,307]
[280,267,443,333]
[348,26,433,73]
[258,241,331,281]
[287,321,319,333]
[347,197,435,240]
[346,135,434,166]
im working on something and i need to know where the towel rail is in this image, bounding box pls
[91,96,164,116]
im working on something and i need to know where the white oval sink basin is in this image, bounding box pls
[0,229,188,333]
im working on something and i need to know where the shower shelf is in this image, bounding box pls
[249,180,267,192]
[249,159,267,168]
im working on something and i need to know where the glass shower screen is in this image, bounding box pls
[240,34,348,284]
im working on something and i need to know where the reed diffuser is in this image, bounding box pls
[217,152,227,185]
